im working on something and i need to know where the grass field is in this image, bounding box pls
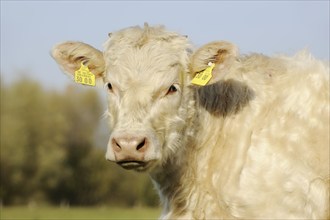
[0,206,161,220]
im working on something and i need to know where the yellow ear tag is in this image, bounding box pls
[74,62,96,86]
[191,62,215,86]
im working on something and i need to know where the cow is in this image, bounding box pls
[51,24,329,219]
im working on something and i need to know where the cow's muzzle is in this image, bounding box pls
[106,132,159,171]
[107,134,150,171]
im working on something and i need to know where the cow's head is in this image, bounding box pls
[51,24,194,172]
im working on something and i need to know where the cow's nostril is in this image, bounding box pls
[112,138,122,152]
[136,138,146,151]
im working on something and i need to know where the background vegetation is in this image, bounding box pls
[1,206,160,219]
[0,78,159,208]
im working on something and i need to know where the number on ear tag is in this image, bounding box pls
[191,62,215,86]
[74,62,96,86]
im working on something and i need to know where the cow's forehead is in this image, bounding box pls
[105,50,182,92]
[102,26,190,90]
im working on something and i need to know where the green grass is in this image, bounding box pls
[0,206,161,220]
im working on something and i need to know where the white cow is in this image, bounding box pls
[51,24,329,219]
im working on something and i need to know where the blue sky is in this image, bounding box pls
[1,1,329,90]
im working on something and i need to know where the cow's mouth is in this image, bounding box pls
[117,161,149,171]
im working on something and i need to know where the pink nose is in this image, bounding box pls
[111,135,148,161]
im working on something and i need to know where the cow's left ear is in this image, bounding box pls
[190,41,238,85]
[191,41,254,117]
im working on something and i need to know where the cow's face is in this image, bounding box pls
[103,35,192,171]
[51,25,192,172]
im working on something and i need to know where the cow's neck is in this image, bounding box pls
[149,94,225,218]
[149,93,199,217]
[149,139,197,218]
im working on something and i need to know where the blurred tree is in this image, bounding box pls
[39,87,104,205]
[0,78,158,207]
[1,79,48,204]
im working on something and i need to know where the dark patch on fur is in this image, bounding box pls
[197,79,254,117]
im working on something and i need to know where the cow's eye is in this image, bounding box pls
[105,82,113,92]
[166,85,178,95]
[107,83,112,90]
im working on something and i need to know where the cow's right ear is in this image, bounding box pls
[51,41,105,83]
